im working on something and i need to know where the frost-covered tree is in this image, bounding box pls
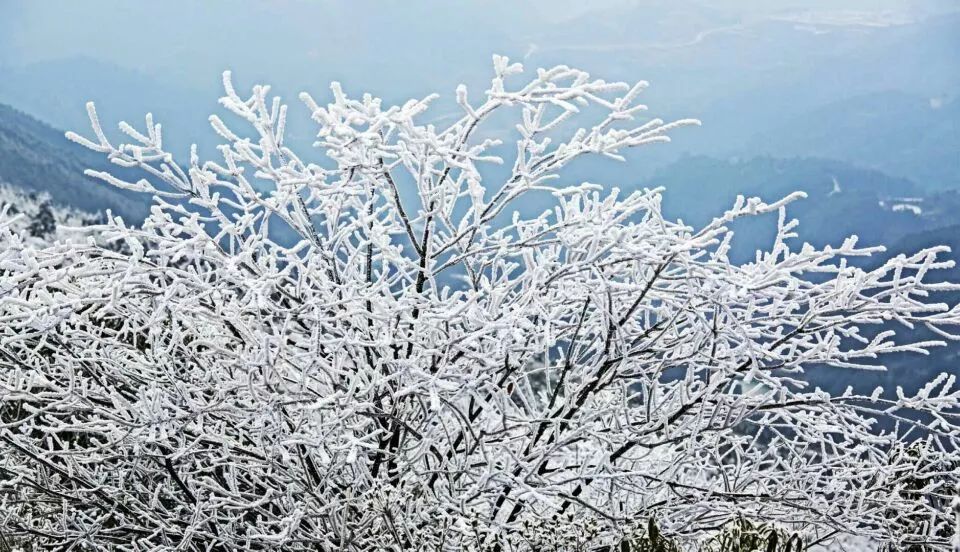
[1,56,959,551]
[0,183,101,247]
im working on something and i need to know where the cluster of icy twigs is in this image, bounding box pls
[0,56,959,550]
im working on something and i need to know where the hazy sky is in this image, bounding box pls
[2,0,956,96]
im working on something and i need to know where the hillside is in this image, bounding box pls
[0,102,150,221]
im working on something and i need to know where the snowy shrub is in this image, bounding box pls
[1,56,959,550]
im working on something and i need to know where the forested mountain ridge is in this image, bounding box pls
[647,154,960,259]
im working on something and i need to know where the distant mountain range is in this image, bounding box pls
[744,91,959,189]
[525,10,960,178]
[2,11,957,184]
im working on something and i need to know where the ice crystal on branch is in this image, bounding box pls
[1,55,959,550]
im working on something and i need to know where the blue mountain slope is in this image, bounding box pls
[0,103,150,221]
[745,92,960,189]
[643,155,955,259]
